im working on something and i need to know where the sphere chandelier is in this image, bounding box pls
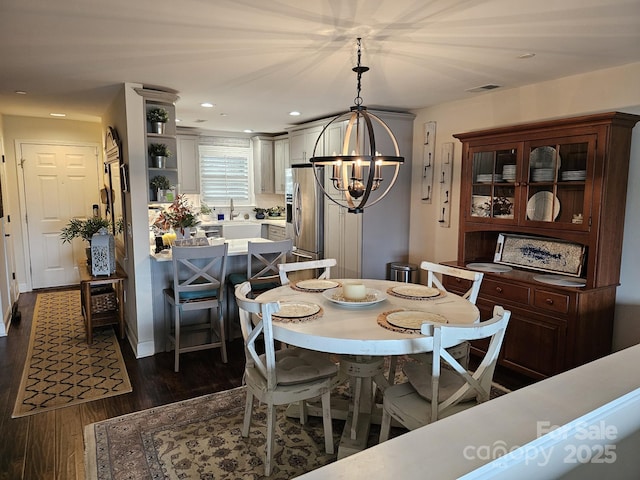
[309,38,404,214]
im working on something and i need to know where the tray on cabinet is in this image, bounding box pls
[494,233,585,277]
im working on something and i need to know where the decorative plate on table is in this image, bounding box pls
[526,191,560,221]
[271,301,323,322]
[386,310,447,330]
[291,279,340,292]
[466,263,513,273]
[533,275,586,287]
[377,309,447,334]
[322,287,387,307]
[387,285,445,300]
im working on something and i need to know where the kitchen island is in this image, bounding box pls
[150,237,274,352]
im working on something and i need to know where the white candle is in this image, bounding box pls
[343,282,366,300]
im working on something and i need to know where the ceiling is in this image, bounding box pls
[1,0,639,134]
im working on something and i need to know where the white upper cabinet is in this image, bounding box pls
[273,136,289,194]
[177,134,199,194]
[252,136,274,194]
[289,126,323,163]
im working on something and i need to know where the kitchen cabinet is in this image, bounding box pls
[289,125,323,163]
[449,111,639,379]
[266,224,286,241]
[141,94,178,205]
[324,201,361,278]
[274,136,289,194]
[176,134,199,194]
[252,136,274,194]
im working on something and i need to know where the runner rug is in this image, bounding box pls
[12,290,132,418]
[84,383,510,480]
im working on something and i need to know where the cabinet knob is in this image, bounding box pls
[546,298,554,305]
[495,286,503,293]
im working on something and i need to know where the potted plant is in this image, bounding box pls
[60,217,124,264]
[199,201,214,221]
[148,143,171,168]
[268,206,284,217]
[153,194,201,237]
[150,175,172,201]
[253,207,266,219]
[147,107,169,134]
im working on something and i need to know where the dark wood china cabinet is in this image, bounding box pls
[445,112,639,380]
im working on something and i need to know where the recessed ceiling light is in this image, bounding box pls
[15,90,27,95]
[243,129,253,133]
[220,113,228,117]
[50,113,66,117]
[517,53,536,59]
[175,118,181,123]
[289,111,301,116]
[200,102,215,108]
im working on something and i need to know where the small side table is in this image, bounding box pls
[79,263,127,344]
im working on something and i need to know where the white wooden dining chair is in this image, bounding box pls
[164,243,228,372]
[379,305,510,442]
[235,281,338,476]
[278,258,337,285]
[387,261,485,384]
[420,261,484,304]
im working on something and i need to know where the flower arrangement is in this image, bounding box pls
[153,194,201,235]
[60,217,123,244]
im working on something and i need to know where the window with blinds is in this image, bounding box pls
[198,137,254,206]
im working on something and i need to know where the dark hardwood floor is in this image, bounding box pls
[0,289,535,480]
[0,289,246,480]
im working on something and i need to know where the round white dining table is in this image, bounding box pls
[256,278,480,459]
[257,278,480,355]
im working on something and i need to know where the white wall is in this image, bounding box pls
[407,62,640,351]
[1,116,103,292]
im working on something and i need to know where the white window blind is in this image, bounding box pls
[198,137,254,206]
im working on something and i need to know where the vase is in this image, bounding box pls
[151,122,166,135]
[151,156,167,168]
[175,227,191,239]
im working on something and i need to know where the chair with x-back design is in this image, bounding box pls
[226,239,293,337]
[164,243,228,372]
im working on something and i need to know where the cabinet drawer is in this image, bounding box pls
[267,224,286,241]
[481,279,530,305]
[533,289,570,314]
[443,276,472,295]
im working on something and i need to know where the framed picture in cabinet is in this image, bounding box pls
[494,233,585,276]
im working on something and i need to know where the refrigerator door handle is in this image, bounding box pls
[291,250,314,260]
[293,182,302,237]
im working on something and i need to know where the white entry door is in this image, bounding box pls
[20,143,100,289]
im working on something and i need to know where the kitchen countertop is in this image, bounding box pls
[150,237,273,261]
[199,218,286,227]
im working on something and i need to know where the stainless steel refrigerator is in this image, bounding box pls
[285,164,324,263]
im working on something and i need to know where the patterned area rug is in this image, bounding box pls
[84,383,510,479]
[12,290,132,418]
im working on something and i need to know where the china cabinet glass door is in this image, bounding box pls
[523,135,595,229]
[469,143,519,222]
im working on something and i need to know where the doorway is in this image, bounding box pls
[18,142,101,289]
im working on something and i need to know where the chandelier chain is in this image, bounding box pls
[353,37,368,106]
